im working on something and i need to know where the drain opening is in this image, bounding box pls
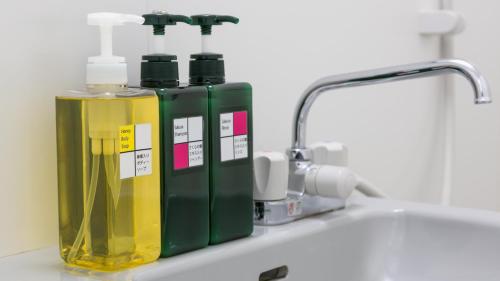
[259,265,289,281]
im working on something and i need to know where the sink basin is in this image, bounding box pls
[2,197,500,281]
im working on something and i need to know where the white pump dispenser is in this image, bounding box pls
[86,12,144,85]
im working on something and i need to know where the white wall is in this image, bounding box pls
[450,0,500,211]
[0,0,495,257]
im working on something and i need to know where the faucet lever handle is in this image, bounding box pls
[254,152,288,201]
[310,141,348,166]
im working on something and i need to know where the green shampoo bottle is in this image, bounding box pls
[141,12,209,256]
[189,15,253,244]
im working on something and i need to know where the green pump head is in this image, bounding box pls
[189,14,239,85]
[143,12,191,35]
[191,15,239,36]
[141,12,191,88]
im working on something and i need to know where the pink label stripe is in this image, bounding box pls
[233,111,247,136]
[173,143,189,170]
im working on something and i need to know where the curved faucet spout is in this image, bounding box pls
[290,59,491,158]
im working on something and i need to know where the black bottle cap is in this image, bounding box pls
[189,53,225,85]
[141,54,179,88]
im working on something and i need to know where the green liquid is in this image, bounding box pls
[157,86,210,256]
[208,82,254,244]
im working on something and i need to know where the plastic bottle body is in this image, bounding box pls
[156,86,210,256]
[207,82,254,244]
[55,87,161,271]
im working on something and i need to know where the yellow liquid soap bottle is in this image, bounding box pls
[56,13,161,271]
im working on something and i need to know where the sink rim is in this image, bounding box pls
[3,197,500,281]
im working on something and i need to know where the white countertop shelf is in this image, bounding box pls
[3,198,500,281]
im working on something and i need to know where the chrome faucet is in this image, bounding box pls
[254,59,491,225]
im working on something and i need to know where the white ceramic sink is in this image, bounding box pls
[2,197,500,281]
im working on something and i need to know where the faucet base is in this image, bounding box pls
[254,192,346,226]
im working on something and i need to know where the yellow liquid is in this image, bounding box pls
[56,91,161,271]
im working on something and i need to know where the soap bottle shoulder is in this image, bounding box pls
[210,81,252,91]
[208,81,252,95]
[57,86,156,100]
[151,83,209,98]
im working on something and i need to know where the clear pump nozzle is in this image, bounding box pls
[190,15,238,53]
[142,11,191,54]
[86,12,144,85]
